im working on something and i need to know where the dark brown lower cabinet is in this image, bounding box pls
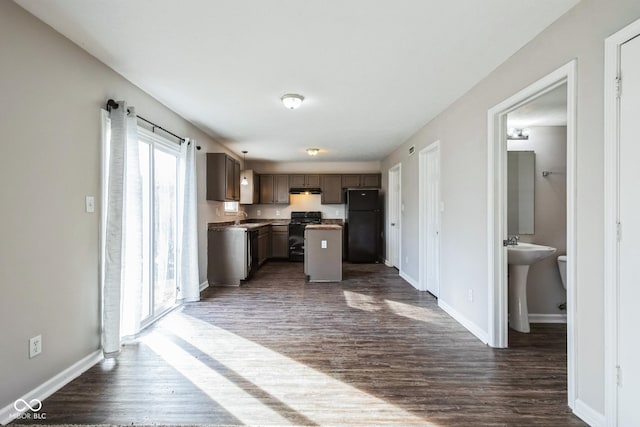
[258,226,271,266]
[271,225,289,258]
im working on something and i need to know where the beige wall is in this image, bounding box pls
[381,0,640,415]
[508,126,567,316]
[0,0,234,410]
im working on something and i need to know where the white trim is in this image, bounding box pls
[528,313,567,323]
[574,398,606,427]
[603,17,640,427]
[199,280,209,292]
[0,350,103,425]
[384,259,393,267]
[419,141,441,294]
[399,270,419,290]
[438,299,489,344]
[487,60,577,407]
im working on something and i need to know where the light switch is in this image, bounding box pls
[321,240,327,248]
[85,196,95,213]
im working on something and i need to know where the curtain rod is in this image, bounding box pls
[106,99,201,150]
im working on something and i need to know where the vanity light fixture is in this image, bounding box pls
[306,148,319,156]
[507,128,531,140]
[281,93,304,110]
[241,151,249,186]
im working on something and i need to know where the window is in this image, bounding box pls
[224,201,239,214]
[138,128,180,324]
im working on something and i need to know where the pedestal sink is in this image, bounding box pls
[507,242,556,333]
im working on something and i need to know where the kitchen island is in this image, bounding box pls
[304,224,343,282]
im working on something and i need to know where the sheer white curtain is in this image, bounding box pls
[101,101,142,357]
[178,139,200,302]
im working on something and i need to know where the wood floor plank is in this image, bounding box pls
[12,262,585,426]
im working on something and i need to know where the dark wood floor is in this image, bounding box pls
[13,262,585,426]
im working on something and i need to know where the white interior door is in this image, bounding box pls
[388,165,401,269]
[420,143,441,295]
[425,144,440,296]
[617,33,640,427]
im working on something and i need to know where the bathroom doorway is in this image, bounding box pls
[487,61,577,406]
[505,84,568,331]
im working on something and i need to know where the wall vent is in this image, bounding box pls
[408,145,415,156]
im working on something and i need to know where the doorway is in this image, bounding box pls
[604,19,640,427]
[487,60,577,405]
[419,141,441,295]
[387,164,401,269]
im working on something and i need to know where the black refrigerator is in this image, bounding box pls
[346,189,380,263]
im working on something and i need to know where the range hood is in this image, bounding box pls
[289,187,322,195]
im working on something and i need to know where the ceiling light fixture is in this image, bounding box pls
[281,93,304,110]
[507,128,531,140]
[241,151,249,186]
[306,148,319,156]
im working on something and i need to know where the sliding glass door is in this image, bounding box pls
[139,130,179,324]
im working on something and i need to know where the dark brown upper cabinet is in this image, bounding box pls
[361,174,381,188]
[259,174,289,204]
[207,153,240,202]
[341,173,381,189]
[341,174,361,188]
[321,175,344,204]
[289,174,321,188]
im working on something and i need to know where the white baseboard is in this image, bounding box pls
[0,349,103,425]
[384,259,392,267]
[438,299,489,344]
[199,280,209,292]
[399,271,419,290]
[574,398,605,427]
[528,313,567,323]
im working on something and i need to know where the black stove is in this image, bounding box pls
[289,211,322,261]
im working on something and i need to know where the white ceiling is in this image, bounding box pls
[508,84,568,128]
[15,0,579,162]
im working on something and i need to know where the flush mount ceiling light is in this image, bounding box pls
[241,151,249,186]
[281,93,304,110]
[306,148,319,156]
[507,128,531,140]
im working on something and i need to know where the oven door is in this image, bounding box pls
[288,224,305,262]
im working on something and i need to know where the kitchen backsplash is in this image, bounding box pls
[243,194,346,219]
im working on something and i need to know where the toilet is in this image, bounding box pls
[557,255,567,289]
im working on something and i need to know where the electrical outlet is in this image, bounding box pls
[335,210,340,216]
[321,240,327,249]
[276,210,280,216]
[29,335,42,359]
[257,210,261,216]
[468,289,474,302]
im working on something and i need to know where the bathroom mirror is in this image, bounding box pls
[507,151,535,235]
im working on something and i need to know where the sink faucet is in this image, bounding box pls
[506,235,520,246]
[234,211,248,225]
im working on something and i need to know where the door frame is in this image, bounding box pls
[486,60,577,406]
[419,141,441,295]
[387,163,402,269]
[604,18,640,427]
